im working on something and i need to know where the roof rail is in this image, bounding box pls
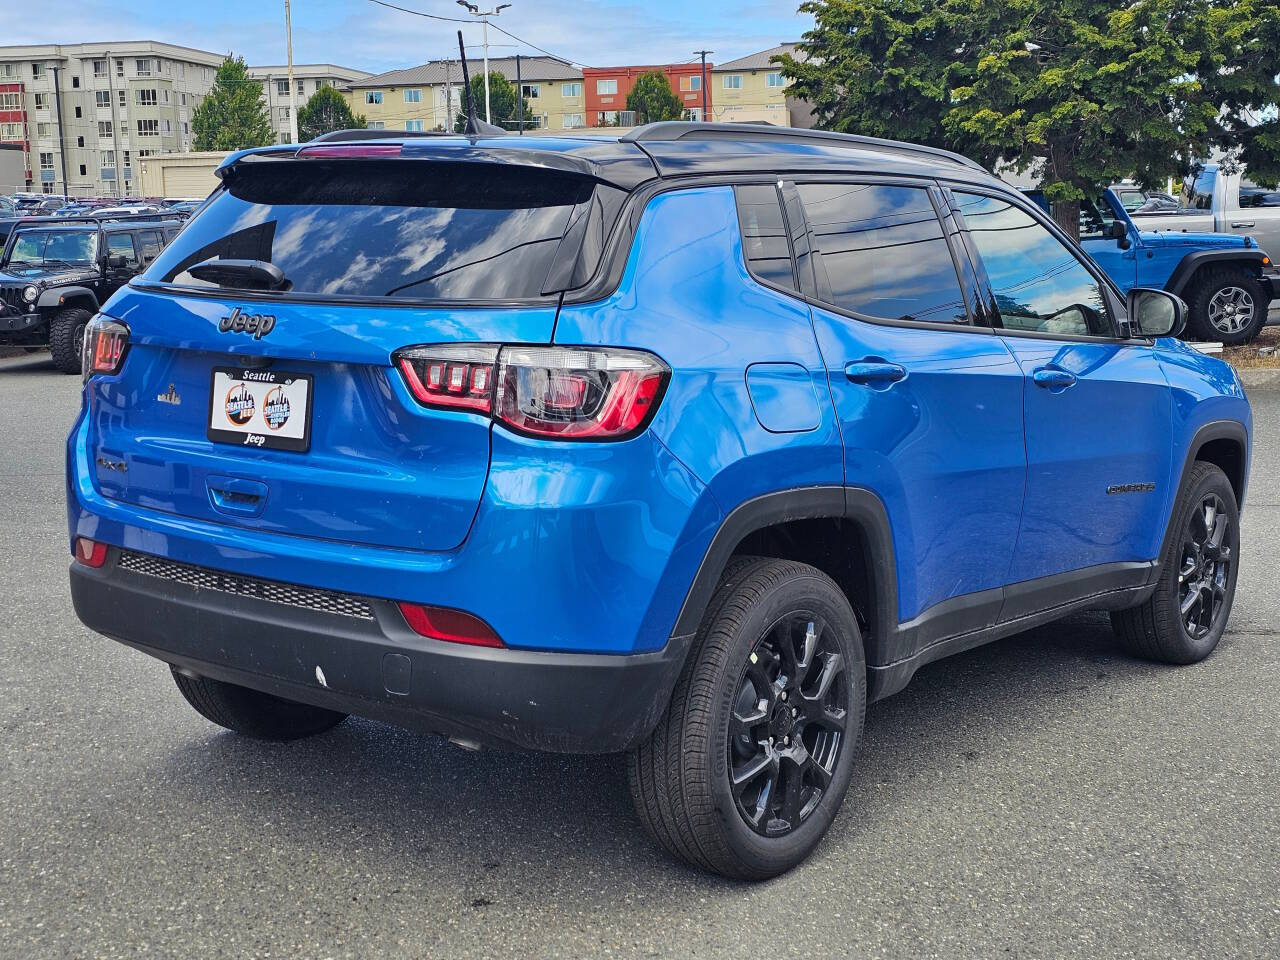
[7,213,180,227]
[621,122,985,171]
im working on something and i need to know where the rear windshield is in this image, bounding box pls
[143,159,594,302]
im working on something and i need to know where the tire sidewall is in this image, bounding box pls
[1164,466,1240,660]
[704,573,865,876]
[1189,271,1266,345]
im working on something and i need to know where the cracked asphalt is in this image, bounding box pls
[1,352,1277,959]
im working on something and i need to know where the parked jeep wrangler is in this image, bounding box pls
[0,215,183,372]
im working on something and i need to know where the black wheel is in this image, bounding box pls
[1185,268,1267,345]
[1111,462,1239,664]
[49,307,92,374]
[628,558,865,879]
[171,667,348,741]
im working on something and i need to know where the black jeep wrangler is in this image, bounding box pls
[0,215,183,373]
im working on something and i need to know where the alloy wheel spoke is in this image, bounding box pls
[731,701,769,741]
[794,619,821,683]
[731,749,777,796]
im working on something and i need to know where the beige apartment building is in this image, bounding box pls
[0,41,227,197]
[345,56,586,133]
[248,64,373,144]
[711,43,814,128]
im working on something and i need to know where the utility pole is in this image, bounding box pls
[515,54,522,134]
[285,0,299,143]
[693,50,712,122]
[444,56,453,132]
[457,2,511,124]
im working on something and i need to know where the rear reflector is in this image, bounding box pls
[74,538,108,568]
[398,602,504,648]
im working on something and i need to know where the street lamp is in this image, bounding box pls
[456,0,511,124]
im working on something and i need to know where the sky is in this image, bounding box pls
[0,0,813,75]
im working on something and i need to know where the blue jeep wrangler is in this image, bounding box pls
[1027,188,1275,345]
[68,124,1252,879]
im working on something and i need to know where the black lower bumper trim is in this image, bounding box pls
[70,554,689,754]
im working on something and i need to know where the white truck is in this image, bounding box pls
[1127,163,1280,262]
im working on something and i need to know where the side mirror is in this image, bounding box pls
[107,254,127,269]
[1127,287,1186,339]
[1107,219,1131,249]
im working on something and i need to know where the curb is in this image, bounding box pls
[1236,367,1280,388]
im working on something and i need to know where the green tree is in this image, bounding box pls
[779,0,1280,238]
[192,55,275,151]
[626,70,684,123]
[453,72,531,132]
[297,85,366,142]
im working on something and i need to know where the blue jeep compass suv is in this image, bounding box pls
[68,124,1252,879]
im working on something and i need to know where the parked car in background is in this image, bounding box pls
[91,204,164,218]
[1126,163,1280,259]
[0,196,15,217]
[15,196,67,216]
[0,214,183,372]
[1025,188,1274,344]
[68,124,1251,880]
[1111,183,1181,213]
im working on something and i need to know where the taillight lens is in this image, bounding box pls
[394,344,668,441]
[398,602,504,648]
[82,315,130,383]
[74,537,108,568]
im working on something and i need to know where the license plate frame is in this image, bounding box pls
[207,366,313,453]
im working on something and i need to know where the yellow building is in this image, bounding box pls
[710,43,813,128]
[344,56,586,133]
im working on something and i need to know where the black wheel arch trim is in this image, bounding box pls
[1166,250,1272,300]
[39,286,100,311]
[1157,420,1250,562]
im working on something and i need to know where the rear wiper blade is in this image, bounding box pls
[187,258,291,291]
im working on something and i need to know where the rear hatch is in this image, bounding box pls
[86,143,648,551]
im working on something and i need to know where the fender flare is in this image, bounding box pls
[1166,250,1270,299]
[669,485,899,660]
[37,286,100,312]
[1156,419,1250,564]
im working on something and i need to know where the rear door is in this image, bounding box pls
[87,154,608,552]
[951,188,1174,596]
[795,179,1026,633]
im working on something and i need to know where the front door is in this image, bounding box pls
[953,190,1174,596]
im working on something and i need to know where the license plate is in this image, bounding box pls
[207,367,313,452]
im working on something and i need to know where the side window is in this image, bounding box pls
[107,233,139,266]
[953,193,1114,338]
[1182,168,1215,210]
[734,184,796,291]
[137,230,163,264]
[797,183,969,324]
[1240,180,1280,208]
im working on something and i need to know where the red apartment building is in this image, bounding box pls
[0,82,31,186]
[582,63,713,127]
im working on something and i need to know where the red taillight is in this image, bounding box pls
[393,344,668,441]
[398,602,504,648]
[295,144,404,159]
[81,315,129,383]
[74,537,107,568]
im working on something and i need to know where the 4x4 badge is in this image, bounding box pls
[218,307,276,340]
[157,383,181,406]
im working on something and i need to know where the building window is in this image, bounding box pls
[136,149,152,158]
[404,88,422,103]
[684,108,703,122]
[161,119,172,135]
[366,120,385,129]
[102,150,115,168]
[182,121,189,135]
[406,119,424,131]
[115,59,124,78]
[722,74,743,90]
[276,79,289,96]
[521,83,540,99]
[766,71,784,87]
[32,62,43,78]
[39,152,54,170]
[136,58,153,77]
[0,93,21,110]
[33,92,49,110]
[317,79,330,89]
[71,76,80,89]
[562,113,584,129]
[78,164,87,176]
[76,136,84,147]
[598,110,619,125]
[0,64,14,79]
[595,79,617,95]
[181,93,187,106]
[92,60,107,78]
[36,122,52,138]
[95,90,111,108]
[137,89,157,106]
[98,121,113,137]
[137,119,159,137]
[123,150,130,165]
[365,91,383,105]
[297,79,306,94]
[561,81,582,98]
[682,74,701,92]
[0,123,22,140]
[162,89,170,104]
[280,107,290,119]
[74,106,82,119]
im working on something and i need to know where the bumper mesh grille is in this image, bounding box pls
[117,550,377,621]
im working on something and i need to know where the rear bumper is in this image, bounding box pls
[70,551,692,753]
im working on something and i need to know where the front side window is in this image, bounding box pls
[797,183,968,324]
[734,184,795,291]
[1182,167,1216,210]
[107,233,139,265]
[953,192,1113,337]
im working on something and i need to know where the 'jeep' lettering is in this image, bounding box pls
[218,307,276,340]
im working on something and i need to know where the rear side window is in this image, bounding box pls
[734,184,796,291]
[137,230,163,264]
[1240,180,1280,208]
[797,183,969,324]
[107,233,138,266]
[144,160,595,302]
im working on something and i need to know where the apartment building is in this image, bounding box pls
[248,64,373,144]
[344,56,585,133]
[711,43,813,128]
[582,64,712,126]
[0,41,226,197]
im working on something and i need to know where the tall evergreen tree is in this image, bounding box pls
[297,85,366,142]
[192,55,275,151]
[626,71,684,124]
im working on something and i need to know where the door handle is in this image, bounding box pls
[1230,221,1255,228]
[1032,367,1077,390]
[844,360,906,385]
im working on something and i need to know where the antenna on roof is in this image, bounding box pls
[457,30,480,135]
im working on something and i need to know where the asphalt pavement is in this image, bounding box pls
[1,352,1277,960]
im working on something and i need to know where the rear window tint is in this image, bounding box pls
[144,160,594,302]
[734,184,796,291]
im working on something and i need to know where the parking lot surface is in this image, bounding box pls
[2,353,1277,959]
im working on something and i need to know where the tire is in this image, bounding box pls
[171,667,348,741]
[1111,462,1239,664]
[1184,268,1267,345]
[48,307,92,374]
[628,558,866,879]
